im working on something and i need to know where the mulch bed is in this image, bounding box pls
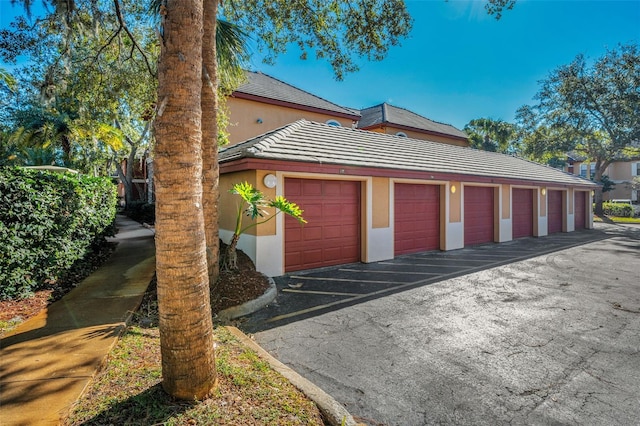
[212,243,270,314]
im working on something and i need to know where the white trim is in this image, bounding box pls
[498,185,511,242]
[537,187,548,237]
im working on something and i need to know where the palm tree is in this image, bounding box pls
[0,67,17,94]
[154,0,217,399]
[202,0,221,285]
[464,118,517,154]
[10,108,76,165]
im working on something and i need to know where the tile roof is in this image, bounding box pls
[219,120,598,187]
[233,71,360,118]
[358,103,468,139]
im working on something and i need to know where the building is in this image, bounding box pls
[226,71,468,147]
[219,120,597,277]
[357,103,468,146]
[226,71,361,146]
[567,154,640,202]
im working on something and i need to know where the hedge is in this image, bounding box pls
[0,167,117,300]
[602,202,634,218]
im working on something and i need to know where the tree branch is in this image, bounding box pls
[113,0,156,78]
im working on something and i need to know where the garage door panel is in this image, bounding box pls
[394,183,440,255]
[286,179,302,196]
[303,203,324,219]
[302,180,323,195]
[287,227,302,242]
[465,186,495,246]
[285,178,361,272]
[302,226,323,241]
[548,190,563,234]
[340,225,359,238]
[512,188,534,239]
[323,225,343,239]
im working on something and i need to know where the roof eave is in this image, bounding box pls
[359,122,468,142]
[219,156,598,189]
[231,91,361,121]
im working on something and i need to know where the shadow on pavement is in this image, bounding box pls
[238,226,637,334]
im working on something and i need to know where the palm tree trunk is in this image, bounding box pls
[202,0,220,285]
[154,0,217,400]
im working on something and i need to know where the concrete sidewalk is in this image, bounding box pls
[0,216,155,426]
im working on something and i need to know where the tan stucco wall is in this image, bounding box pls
[606,161,634,181]
[449,181,461,223]
[226,97,356,145]
[568,188,574,214]
[605,184,634,201]
[219,169,280,236]
[372,177,390,228]
[378,125,469,147]
[219,170,258,236]
[502,184,510,219]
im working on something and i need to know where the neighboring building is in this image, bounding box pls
[357,103,469,146]
[605,161,640,201]
[226,71,361,145]
[116,154,154,205]
[566,153,640,202]
[226,71,469,147]
[219,120,597,277]
[124,70,470,204]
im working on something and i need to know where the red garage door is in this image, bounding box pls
[394,183,440,255]
[574,191,586,230]
[464,186,495,246]
[284,178,360,272]
[548,190,563,234]
[512,188,534,239]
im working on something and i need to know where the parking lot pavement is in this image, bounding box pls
[240,228,609,333]
[242,224,640,425]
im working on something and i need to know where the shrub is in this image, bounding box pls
[0,167,117,300]
[601,202,634,218]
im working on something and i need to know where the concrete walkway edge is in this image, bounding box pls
[0,215,156,426]
[226,326,360,426]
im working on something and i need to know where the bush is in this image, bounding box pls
[0,167,117,300]
[602,202,634,218]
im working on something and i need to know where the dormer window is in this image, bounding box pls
[326,120,341,127]
[395,132,407,137]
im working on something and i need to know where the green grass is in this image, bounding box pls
[594,215,640,224]
[65,326,324,426]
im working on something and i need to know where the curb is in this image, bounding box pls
[216,277,277,321]
[225,326,360,426]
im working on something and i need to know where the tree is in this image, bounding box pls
[154,0,217,399]
[1,1,156,178]
[202,0,221,285]
[222,0,413,80]
[153,0,415,399]
[223,182,306,271]
[516,44,640,214]
[632,176,640,194]
[6,0,517,400]
[464,118,517,154]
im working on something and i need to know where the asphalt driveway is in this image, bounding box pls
[243,224,640,425]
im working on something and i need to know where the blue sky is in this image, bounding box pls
[245,0,640,129]
[2,0,639,129]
